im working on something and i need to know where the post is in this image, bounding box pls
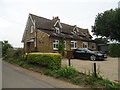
[94,63,97,77]
[67,51,73,67]
[68,58,71,66]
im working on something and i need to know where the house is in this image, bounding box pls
[22,13,96,53]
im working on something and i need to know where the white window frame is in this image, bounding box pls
[55,27,60,34]
[30,26,34,33]
[70,41,77,49]
[54,20,62,28]
[64,40,66,50]
[53,40,59,50]
[83,42,88,48]
[92,43,96,49]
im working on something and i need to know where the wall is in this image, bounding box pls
[36,30,51,52]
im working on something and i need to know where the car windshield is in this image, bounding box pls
[77,48,94,52]
[87,48,94,51]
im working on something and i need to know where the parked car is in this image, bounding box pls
[72,48,107,61]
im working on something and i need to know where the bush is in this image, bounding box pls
[57,66,78,79]
[2,41,13,57]
[43,69,58,76]
[86,75,98,86]
[100,79,120,88]
[27,53,61,70]
[70,77,83,84]
[13,48,24,58]
[108,43,120,57]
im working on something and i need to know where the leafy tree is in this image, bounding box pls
[58,40,64,56]
[92,8,120,42]
[2,41,13,57]
[94,38,108,44]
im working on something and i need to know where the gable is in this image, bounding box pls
[54,20,62,28]
[22,13,93,42]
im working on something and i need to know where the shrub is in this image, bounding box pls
[57,66,78,79]
[108,43,120,57]
[100,79,120,88]
[2,41,13,57]
[6,48,15,58]
[43,69,57,76]
[70,77,83,84]
[27,53,61,70]
[13,48,24,58]
[86,75,98,86]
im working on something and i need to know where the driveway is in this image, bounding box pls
[62,57,119,83]
[2,60,82,88]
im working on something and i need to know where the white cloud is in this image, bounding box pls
[0,0,118,47]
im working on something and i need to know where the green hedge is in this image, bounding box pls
[27,53,61,70]
[108,43,120,57]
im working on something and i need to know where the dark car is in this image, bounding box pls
[72,48,107,61]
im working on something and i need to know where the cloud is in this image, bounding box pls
[0,0,118,47]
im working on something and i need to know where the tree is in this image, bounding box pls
[94,37,108,44]
[2,41,13,57]
[92,8,120,42]
[58,40,64,56]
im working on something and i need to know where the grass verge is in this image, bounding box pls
[3,57,120,88]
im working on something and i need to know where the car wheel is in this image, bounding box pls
[90,55,96,61]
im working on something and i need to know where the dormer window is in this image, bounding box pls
[30,26,34,33]
[55,27,60,34]
[72,26,79,35]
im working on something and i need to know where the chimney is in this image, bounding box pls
[52,16,60,20]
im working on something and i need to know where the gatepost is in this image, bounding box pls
[66,51,73,66]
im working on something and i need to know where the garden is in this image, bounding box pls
[2,41,120,88]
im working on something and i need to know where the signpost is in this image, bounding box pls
[66,51,73,66]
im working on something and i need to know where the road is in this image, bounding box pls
[2,60,82,88]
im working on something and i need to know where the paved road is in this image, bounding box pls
[2,60,82,88]
[62,57,119,83]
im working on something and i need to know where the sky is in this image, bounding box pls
[0,0,119,48]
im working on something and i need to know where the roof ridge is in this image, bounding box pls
[29,13,84,29]
[29,13,52,21]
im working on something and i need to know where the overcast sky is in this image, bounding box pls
[0,0,119,47]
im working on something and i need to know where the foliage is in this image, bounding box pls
[86,75,98,86]
[6,48,24,59]
[29,53,60,55]
[70,77,83,84]
[27,53,61,70]
[3,56,120,88]
[57,66,78,79]
[13,48,24,58]
[94,37,108,44]
[100,79,120,88]
[43,69,58,77]
[92,8,120,42]
[58,40,64,55]
[2,41,13,57]
[108,43,120,57]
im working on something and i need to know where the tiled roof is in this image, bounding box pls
[22,13,93,42]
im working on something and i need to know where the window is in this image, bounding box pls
[64,40,66,50]
[92,43,96,49]
[53,40,59,50]
[70,41,77,49]
[83,42,88,48]
[55,27,60,34]
[30,26,34,33]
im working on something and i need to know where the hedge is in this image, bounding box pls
[27,53,61,70]
[108,43,120,57]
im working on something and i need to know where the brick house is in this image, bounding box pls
[22,14,96,53]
